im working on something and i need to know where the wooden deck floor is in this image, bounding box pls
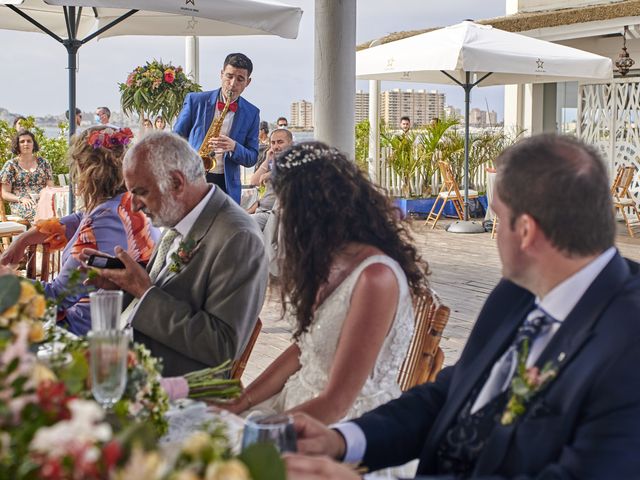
[242,218,640,384]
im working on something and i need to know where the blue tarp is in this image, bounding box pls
[394,195,487,219]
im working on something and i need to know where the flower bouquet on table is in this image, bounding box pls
[160,360,242,402]
[119,60,202,127]
[48,334,170,436]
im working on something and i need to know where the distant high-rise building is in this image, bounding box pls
[379,89,445,128]
[444,105,462,120]
[469,108,499,127]
[355,90,370,124]
[290,100,313,129]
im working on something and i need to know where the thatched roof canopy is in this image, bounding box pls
[356,0,640,51]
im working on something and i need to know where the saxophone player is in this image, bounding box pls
[174,53,260,205]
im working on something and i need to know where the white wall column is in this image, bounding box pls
[504,84,524,132]
[314,0,356,158]
[368,79,380,181]
[523,83,544,135]
[185,36,200,83]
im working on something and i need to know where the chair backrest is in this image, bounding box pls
[615,165,637,199]
[0,186,7,222]
[231,318,262,380]
[438,161,463,198]
[610,166,624,194]
[25,244,62,282]
[397,290,450,391]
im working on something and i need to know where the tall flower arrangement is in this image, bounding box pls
[119,60,201,127]
[0,273,284,479]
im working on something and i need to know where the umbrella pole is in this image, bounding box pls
[463,71,471,221]
[64,7,81,212]
[440,70,492,234]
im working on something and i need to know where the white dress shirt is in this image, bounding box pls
[335,247,617,468]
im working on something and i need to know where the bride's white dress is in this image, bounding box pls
[254,254,417,477]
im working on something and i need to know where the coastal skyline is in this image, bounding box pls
[0,0,505,123]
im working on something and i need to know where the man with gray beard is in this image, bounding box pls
[85,131,268,376]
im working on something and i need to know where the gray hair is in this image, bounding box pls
[270,128,293,143]
[124,131,204,192]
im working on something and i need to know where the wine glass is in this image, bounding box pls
[241,413,297,453]
[90,290,123,331]
[89,330,129,410]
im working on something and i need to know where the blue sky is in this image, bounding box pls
[0,0,505,122]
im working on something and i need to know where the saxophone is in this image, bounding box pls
[199,90,234,171]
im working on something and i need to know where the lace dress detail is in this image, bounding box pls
[257,254,414,420]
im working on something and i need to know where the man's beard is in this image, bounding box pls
[146,194,183,228]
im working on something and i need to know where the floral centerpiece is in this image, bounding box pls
[50,334,170,436]
[119,60,202,127]
[0,272,284,479]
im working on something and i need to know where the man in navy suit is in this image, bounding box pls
[174,52,259,204]
[285,134,640,479]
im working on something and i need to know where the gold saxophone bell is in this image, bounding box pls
[199,90,234,172]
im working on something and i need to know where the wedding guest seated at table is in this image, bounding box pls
[83,132,268,376]
[218,142,430,427]
[284,134,640,480]
[0,126,159,335]
[0,130,54,224]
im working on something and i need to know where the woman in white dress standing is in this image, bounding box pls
[221,141,430,426]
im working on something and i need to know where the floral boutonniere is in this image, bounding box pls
[501,340,558,426]
[168,236,200,273]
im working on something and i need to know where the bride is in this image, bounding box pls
[219,141,430,425]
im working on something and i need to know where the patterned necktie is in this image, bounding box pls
[148,228,180,282]
[120,228,180,329]
[471,307,557,414]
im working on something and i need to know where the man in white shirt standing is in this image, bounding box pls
[285,134,640,479]
[85,131,268,376]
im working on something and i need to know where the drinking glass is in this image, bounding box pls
[89,330,129,410]
[90,290,123,331]
[241,413,297,453]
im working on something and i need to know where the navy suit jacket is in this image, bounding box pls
[354,252,640,479]
[173,88,259,204]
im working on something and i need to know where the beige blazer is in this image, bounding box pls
[129,187,268,376]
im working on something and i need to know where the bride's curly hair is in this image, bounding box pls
[272,141,430,340]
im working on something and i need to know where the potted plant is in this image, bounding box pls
[418,117,458,196]
[119,60,202,128]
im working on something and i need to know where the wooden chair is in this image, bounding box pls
[425,161,479,229]
[231,318,263,380]
[612,165,640,237]
[491,215,499,239]
[398,290,450,391]
[0,188,28,252]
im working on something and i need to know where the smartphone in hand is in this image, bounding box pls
[87,254,126,269]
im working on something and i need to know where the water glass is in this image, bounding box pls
[90,291,123,331]
[89,330,129,410]
[241,413,297,453]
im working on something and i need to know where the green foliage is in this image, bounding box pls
[238,443,286,480]
[381,129,422,198]
[0,117,69,177]
[0,276,20,313]
[439,127,525,189]
[418,117,459,196]
[355,119,370,171]
[119,60,202,126]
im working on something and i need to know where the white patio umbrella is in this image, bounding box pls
[1,0,302,209]
[357,21,612,232]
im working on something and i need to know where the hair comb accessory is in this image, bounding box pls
[87,127,134,150]
[278,143,341,169]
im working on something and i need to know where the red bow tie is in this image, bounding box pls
[217,100,238,112]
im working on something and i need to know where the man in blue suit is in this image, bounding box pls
[285,134,640,479]
[174,52,259,204]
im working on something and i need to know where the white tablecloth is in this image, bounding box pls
[162,399,245,453]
